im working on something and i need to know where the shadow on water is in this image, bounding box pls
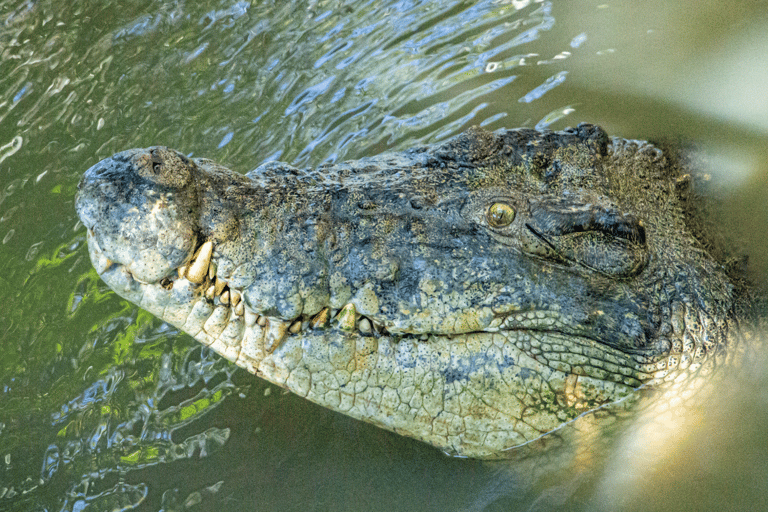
[0,0,767,510]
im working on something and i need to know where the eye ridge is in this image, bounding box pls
[487,202,515,228]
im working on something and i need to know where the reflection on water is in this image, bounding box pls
[0,0,766,510]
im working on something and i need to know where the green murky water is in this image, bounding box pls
[1,1,767,510]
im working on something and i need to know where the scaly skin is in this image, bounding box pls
[75,124,740,459]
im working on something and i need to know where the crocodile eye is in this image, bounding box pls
[487,203,515,228]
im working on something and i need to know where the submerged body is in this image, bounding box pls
[75,124,744,458]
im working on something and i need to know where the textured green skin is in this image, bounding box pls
[75,124,738,458]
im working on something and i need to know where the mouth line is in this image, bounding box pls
[87,231,651,368]
[87,231,656,394]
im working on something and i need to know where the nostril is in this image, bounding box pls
[150,149,163,174]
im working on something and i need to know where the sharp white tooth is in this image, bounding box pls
[93,253,113,274]
[309,308,329,329]
[288,319,302,334]
[257,315,267,327]
[205,285,215,301]
[220,290,230,305]
[335,303,357,332]
[358,317,372,335]
[230,290,241,307]
[178,265,187,279]
[87,229,102,252]
[264,318,289,353]
[235,301,245,316]
[214,277,227,296]
[187,240,213,284]
[208,261,217,280]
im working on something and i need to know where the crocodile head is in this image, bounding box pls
[75,124,737,458]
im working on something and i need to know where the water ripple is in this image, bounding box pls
[519,70,568,103]
[0,1,599,509]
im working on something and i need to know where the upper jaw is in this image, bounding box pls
[88,225,654,360]
[87,221,662,398]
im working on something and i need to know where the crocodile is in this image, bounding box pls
[74,123,749,459]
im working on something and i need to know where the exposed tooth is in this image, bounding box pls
[178,265,187,279]
[358,317,372,335]
[87,229,98,248]
[205,285,215,301]
[335,303,357,331]
[235,301,244,316]
[265,318,289,353]
[257,315,267,327]
[221,290,230,305]
[214,277,227,296]
[309,308,329,329]
[288,319,302,334]
[230,290,241,307]
[208,261,217,280]
[187,240,213,284]
[93,254,113,274]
